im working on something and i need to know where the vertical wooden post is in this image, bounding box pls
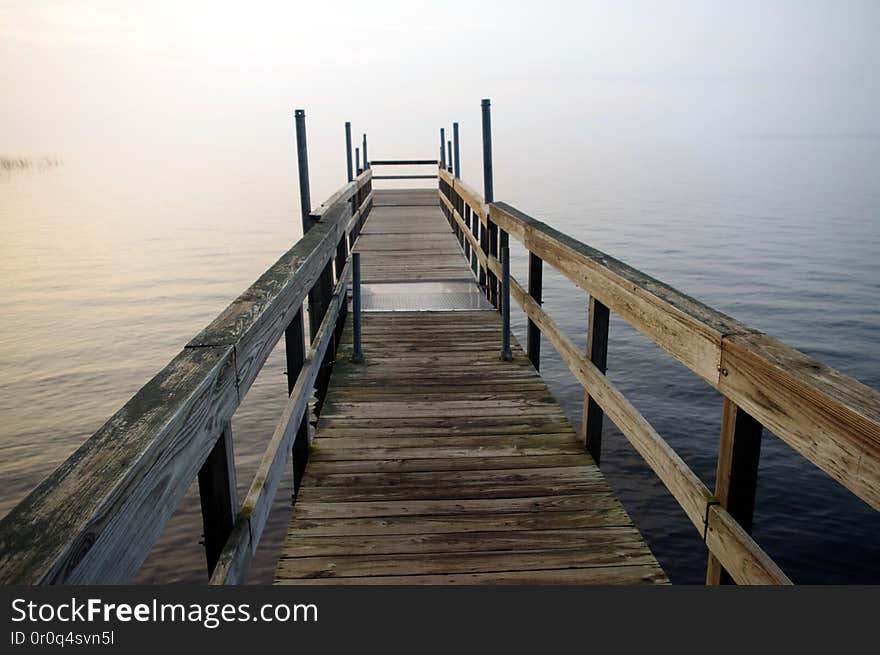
[440,128,446,169]
[334,234,349,345]
[463,204,471,261]
[311,261,335,412]
[487,223,499,307]
[335,233,347,283]
[500,245,512,361]
[706,398,763,585]
[285,309,311,498]
[478,218,489,296]
[527,253,543,370]
[471,208,480,277]
[197,422,237,576]
[352,252,364,364]
[581,297,610,464]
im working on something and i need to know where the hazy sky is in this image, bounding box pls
[2,1,878,183]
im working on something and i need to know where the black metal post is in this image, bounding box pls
[527,253,543,370]
[294,109,313,232]
[355,147,360,175]
[481,99,494,203]
[352,252,364,364]
[481,99,498,307]
[447,140,453,173]
[453,122,461,178]
[362,133,368,169]
[440,128,446,169]
[345,121,353,182]
[501,246,512,361]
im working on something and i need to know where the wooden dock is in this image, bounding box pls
[1,102,877,586]
[275,190,665,584]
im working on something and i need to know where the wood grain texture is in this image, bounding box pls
[491,198,880,512]
[275,192,664,585]
[499,262,789,584]
[188,202,349,397]
[719,332,880,510]
[210,262,352,585]
[0,345,238,584]
[0,174,362,584]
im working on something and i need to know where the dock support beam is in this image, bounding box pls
[453,122,461,178]
[527,253,543,370]
[707,399,763,585]
[345,122,353,182]
[352,252,364,364]
[447,140,453,173]
[440,128,446,169]
[355,147,361,175]
[197,422,237,576]
[501,246,513,361]
[581,297,610,464]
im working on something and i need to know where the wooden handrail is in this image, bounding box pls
[210,259,353,585]
[497,261,790,584]
[370,159,439,165]
[373,175,438,180]
[311,169,372,219]
[438,175,878,584]
[0,176,371,584]
[488,201,880,511]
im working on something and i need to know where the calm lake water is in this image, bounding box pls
[1,135,878,583]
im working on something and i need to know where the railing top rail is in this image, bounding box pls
[311,169,371,219]
[370,159,439,166]
[485,198,880,511]
[373,174,438,180]
[440,169,488,221]
[0,176,363,584]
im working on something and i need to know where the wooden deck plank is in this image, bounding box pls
[276,565,667,585]
[274,189,665,585]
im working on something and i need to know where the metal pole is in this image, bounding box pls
[440,128,446,169]
[481,99,494,202]
[362,133,368,169]
[352,252,364,363]
[453,122,461,178]
[482,98,499,307]
[294,109,312,232]
[345,121,353,182]
[447,140,453,173]
[355,147,360,174]
[501,246,512,361]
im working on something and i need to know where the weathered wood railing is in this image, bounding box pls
[0,169,373,585]
[370,158,440,181]
[438,167,880,585]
